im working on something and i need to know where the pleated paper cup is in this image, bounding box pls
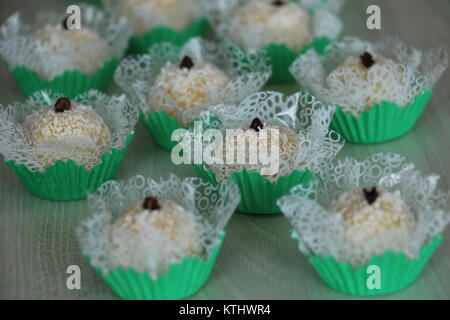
[7,134,134,201]
[140,111,181,151]
[296,234,442,296]
[127,18,209,54]
[331,90,432,144]
[267,37,331,84]
[95,234,224,300]
[194,165,314,214]
[9,59,119,98]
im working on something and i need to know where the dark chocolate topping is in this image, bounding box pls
[143,196,161,211]
[272,0,286,7]
[54,97,71,113]
[179,56,194,70]
[360,52,375,69]
[363,187,378,205]
[250,117,264,132]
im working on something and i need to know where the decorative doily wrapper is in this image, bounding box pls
[179,91,343,214]
[278,153,450,294]
[93,234,224,300]
[294,232,442,296]
[8,59,119,99]
[0,6,131,96]
[104,0,208,54]
[331,90,432,144]
[203,0,343,83]
[114,38,271,150]
[78,175,240,299]
[0,90,138,200]
[290,37,448,142]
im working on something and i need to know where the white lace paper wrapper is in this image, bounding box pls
[78,174,240,279]
[278,153,450,267]
[290,37,449,116]
[0,4,132,80]
[201,0,343,52]
[0,90,138,173]
[104,0,202,35]
[114,37,272,127]
[181,91,344,183]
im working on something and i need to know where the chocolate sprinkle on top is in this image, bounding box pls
[54,97,71,113]
[143,196,161,211]
[180,56,194,70]
[360,52,375,69]
[250,117,264,132]
[363,187,378,205]
[272,0,286,7]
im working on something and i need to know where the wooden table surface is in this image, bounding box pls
[1,0,449,300]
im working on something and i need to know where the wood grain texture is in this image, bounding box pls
[0,0,449,300]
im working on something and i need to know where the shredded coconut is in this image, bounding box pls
[22,103,111,170]
[154,61,230,112]
[107,0,200,35]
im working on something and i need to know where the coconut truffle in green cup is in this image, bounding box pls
[114,37,271,151]
[0,90,138,201]
[202,0,343,83]
[178,91,343,214]
[290,37,449,144]
[77,174,240,300]
[277,153,450,296]
[0,5,132,98]
[104,0,210,54]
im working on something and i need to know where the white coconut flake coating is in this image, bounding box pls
[22,103,111,170]
[109,198,203,274]
[229,0,311,51]
[153,60,231,113]
[115,0,200,35]
[326,53,411,113]
[329,188,415,262]
[217,123,300,181]
[34,24,109,76]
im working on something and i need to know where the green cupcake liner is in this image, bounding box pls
[194,165,314,214]
[6,134,134,201]
[267,36,331,84]
[301,237,442,296]
[97,234,224,300]
[140,111,181,151]
[8,58,119,98]
[127,18,209,55]
[331,90,433,144]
